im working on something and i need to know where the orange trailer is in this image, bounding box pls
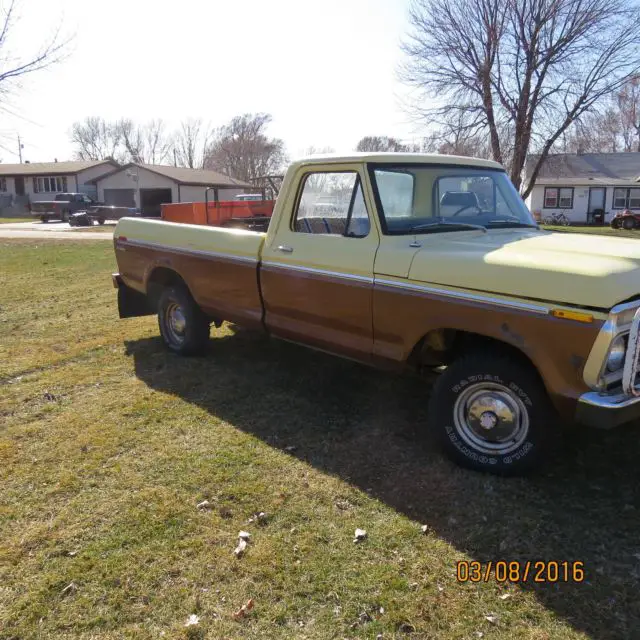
[161,199,275,231]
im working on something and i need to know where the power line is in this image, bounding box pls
[0,102,44,128]
[0,139,17,157]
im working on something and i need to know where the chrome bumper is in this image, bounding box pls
[577,390,640,428]
[577,307,640,428]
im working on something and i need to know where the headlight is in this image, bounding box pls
[606,335,628,372]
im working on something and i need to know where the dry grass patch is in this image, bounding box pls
[1,240,638,639]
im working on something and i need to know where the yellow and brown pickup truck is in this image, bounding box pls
[112,153,640,475]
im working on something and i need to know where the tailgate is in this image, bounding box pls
[31,202,58,213]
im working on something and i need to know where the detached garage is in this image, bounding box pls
[89,163,253,216]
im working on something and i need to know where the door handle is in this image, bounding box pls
[276,245,294,253]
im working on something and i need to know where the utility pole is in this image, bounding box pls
[17,134,23,163]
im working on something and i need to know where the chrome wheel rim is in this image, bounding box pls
[165,302,186,344]
[453,382,529,455]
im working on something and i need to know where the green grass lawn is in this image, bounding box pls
[542,224,640,238]
[1,241,639,639]
[0,216,32,224]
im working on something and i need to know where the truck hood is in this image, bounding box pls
[407,229,640,309]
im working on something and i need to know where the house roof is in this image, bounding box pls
[89,163,252,187]
[0,159,117,176]
[526,152,640,185]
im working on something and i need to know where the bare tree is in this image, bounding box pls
[117,118,172,164]
[173,118,210,169]
[617,77,640,152]
[144,120,173,165]
[0,0,70,106]
[402,0,640,197]
[204,113,286,182]
[71,117,124,162]
[117,118,143,163]
[356,136,413,152]
[562,108,623,153]
[423,130,491,157]
[303,145,335,155]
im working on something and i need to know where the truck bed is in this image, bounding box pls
[115,217,266,328]
[116,217,266,260]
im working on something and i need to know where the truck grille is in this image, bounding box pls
[622,307,640,396]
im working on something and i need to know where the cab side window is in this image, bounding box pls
[293,171,370,237]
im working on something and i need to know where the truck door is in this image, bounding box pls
[260,166,379,362]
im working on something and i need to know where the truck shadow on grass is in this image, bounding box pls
[126,328,640,640]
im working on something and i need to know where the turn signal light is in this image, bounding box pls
[551,309,594,323]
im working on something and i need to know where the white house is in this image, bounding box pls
[525,152,640,224]
[0,159,118,214]
[89,163,253,216]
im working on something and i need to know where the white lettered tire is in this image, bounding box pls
[428,350,556,475]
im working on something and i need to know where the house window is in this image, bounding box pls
[613,187,640,209]
[544,186,573,208]
[33,176,67,193]
[0,178,6,192]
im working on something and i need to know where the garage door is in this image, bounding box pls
[140,188,172,217]
[104,189,135,207]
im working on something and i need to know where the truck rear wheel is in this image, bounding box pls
[157,286,210,356]
[427,350,555,475]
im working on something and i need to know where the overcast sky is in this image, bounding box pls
[0,0,422,164]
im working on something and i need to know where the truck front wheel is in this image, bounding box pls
[157,286,210,356]
[427,351,555,475]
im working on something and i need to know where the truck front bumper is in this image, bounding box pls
[576,390,640,429]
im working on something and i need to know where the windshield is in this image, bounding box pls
[369,164,536,234]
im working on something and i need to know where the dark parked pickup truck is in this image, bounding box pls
[31,193,97,222]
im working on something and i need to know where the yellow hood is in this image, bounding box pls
[408,229,640,309]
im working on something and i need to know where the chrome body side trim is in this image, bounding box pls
[116,237,258,266]
[374,277,550,315]
[261,264,554,314]
[260,260,374,284]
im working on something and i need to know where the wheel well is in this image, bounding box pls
[145,267,222,326]
[409,328,538,374]
[146,267,188,308]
